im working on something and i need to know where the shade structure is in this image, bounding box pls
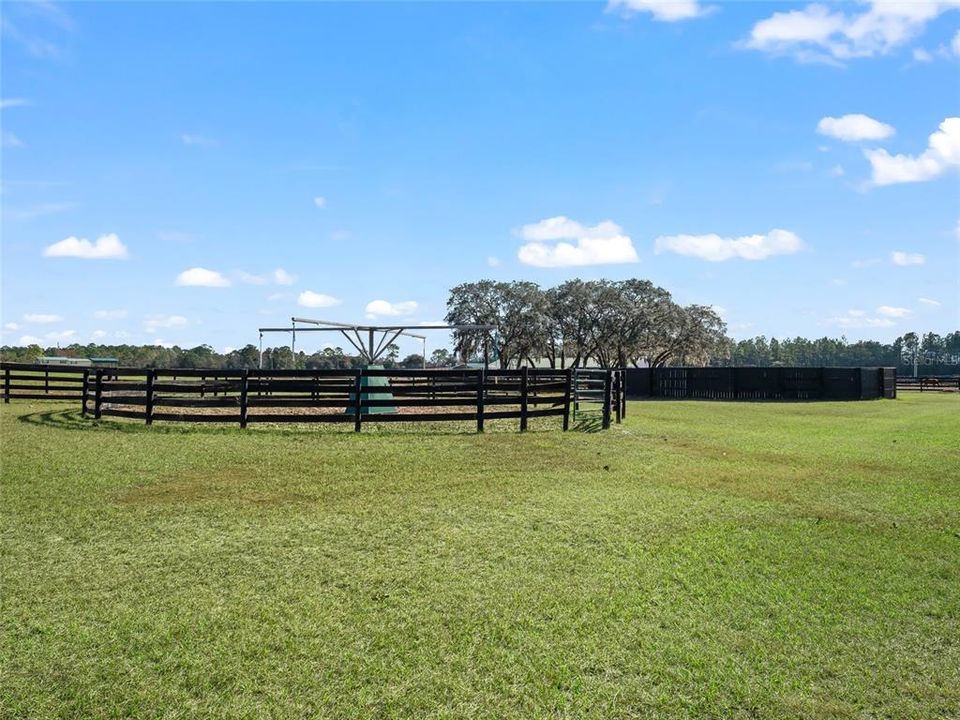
[344,365,396,414]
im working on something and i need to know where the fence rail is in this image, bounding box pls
[623,366,896,401]
[895,375,960,392]
[1,362,624,432]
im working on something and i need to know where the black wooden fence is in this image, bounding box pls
[623,367,896,400]
[1,362,625,432]
[896,375,960,392]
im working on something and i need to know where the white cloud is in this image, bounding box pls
[817,114,894,142]
[487,256,501,267]
[267,292,293,302]
[876,305,911,318]
[654,228,804,262]
[865,117,960,185]
[92,309,128,320]
[2,131,24,147]
[236,271,267,285]
[297,291,341,308]
[237,267,297,286]
[891,250,925,266]
[181,133,218,147]
[313,196,327,208]
[517,216,639,267]
[273,268,296,285]
[852,257,882,268]
[20,329,78,345]
[918,297,941,306]
[365,300,418,318]
[153,339,175,349]
[0,13,64,59]
[91,330,108,340]
[5,202,78,222]
[175,267,231,287]
[0,98,31,109]
[54,329,80,342]
[24,313,63,324]
[953,28,960,54]
[43,233,128,260]
[4,322,20,331]
[144,315,188,333]
[743,2,960,63]
[829,164,845,177]
[826,310,895,329]
[606,0,708,21]
[912,47,933,62]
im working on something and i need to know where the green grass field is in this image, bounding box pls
[2,395,958,719]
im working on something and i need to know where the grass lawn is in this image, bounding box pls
[2,395,958,719]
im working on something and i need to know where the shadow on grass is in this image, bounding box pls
[16,409,147,434]
[13,407,572,438]
[572,415,604,433]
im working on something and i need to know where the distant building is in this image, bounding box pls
[36,356,119,368]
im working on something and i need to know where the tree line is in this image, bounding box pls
[0,342,441,370]
[727,331,960,371]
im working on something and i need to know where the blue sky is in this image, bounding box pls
[2,0,958,356]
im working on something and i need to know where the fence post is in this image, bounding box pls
[94,369,103,420]
[3,367,9,403]
[519,366,529,432]
[240,369,249,429]
[145,369,155,425]
[476,369,485,433]
[44,367,49,395]
[602,370,612,430]
[614,371,622,424]
[81,368,89,416]
[353,370,363,433]
[562,368,572,431]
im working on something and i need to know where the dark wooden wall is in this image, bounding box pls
[623,367,896,401]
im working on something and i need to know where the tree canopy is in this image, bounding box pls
[445,279,727,368]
